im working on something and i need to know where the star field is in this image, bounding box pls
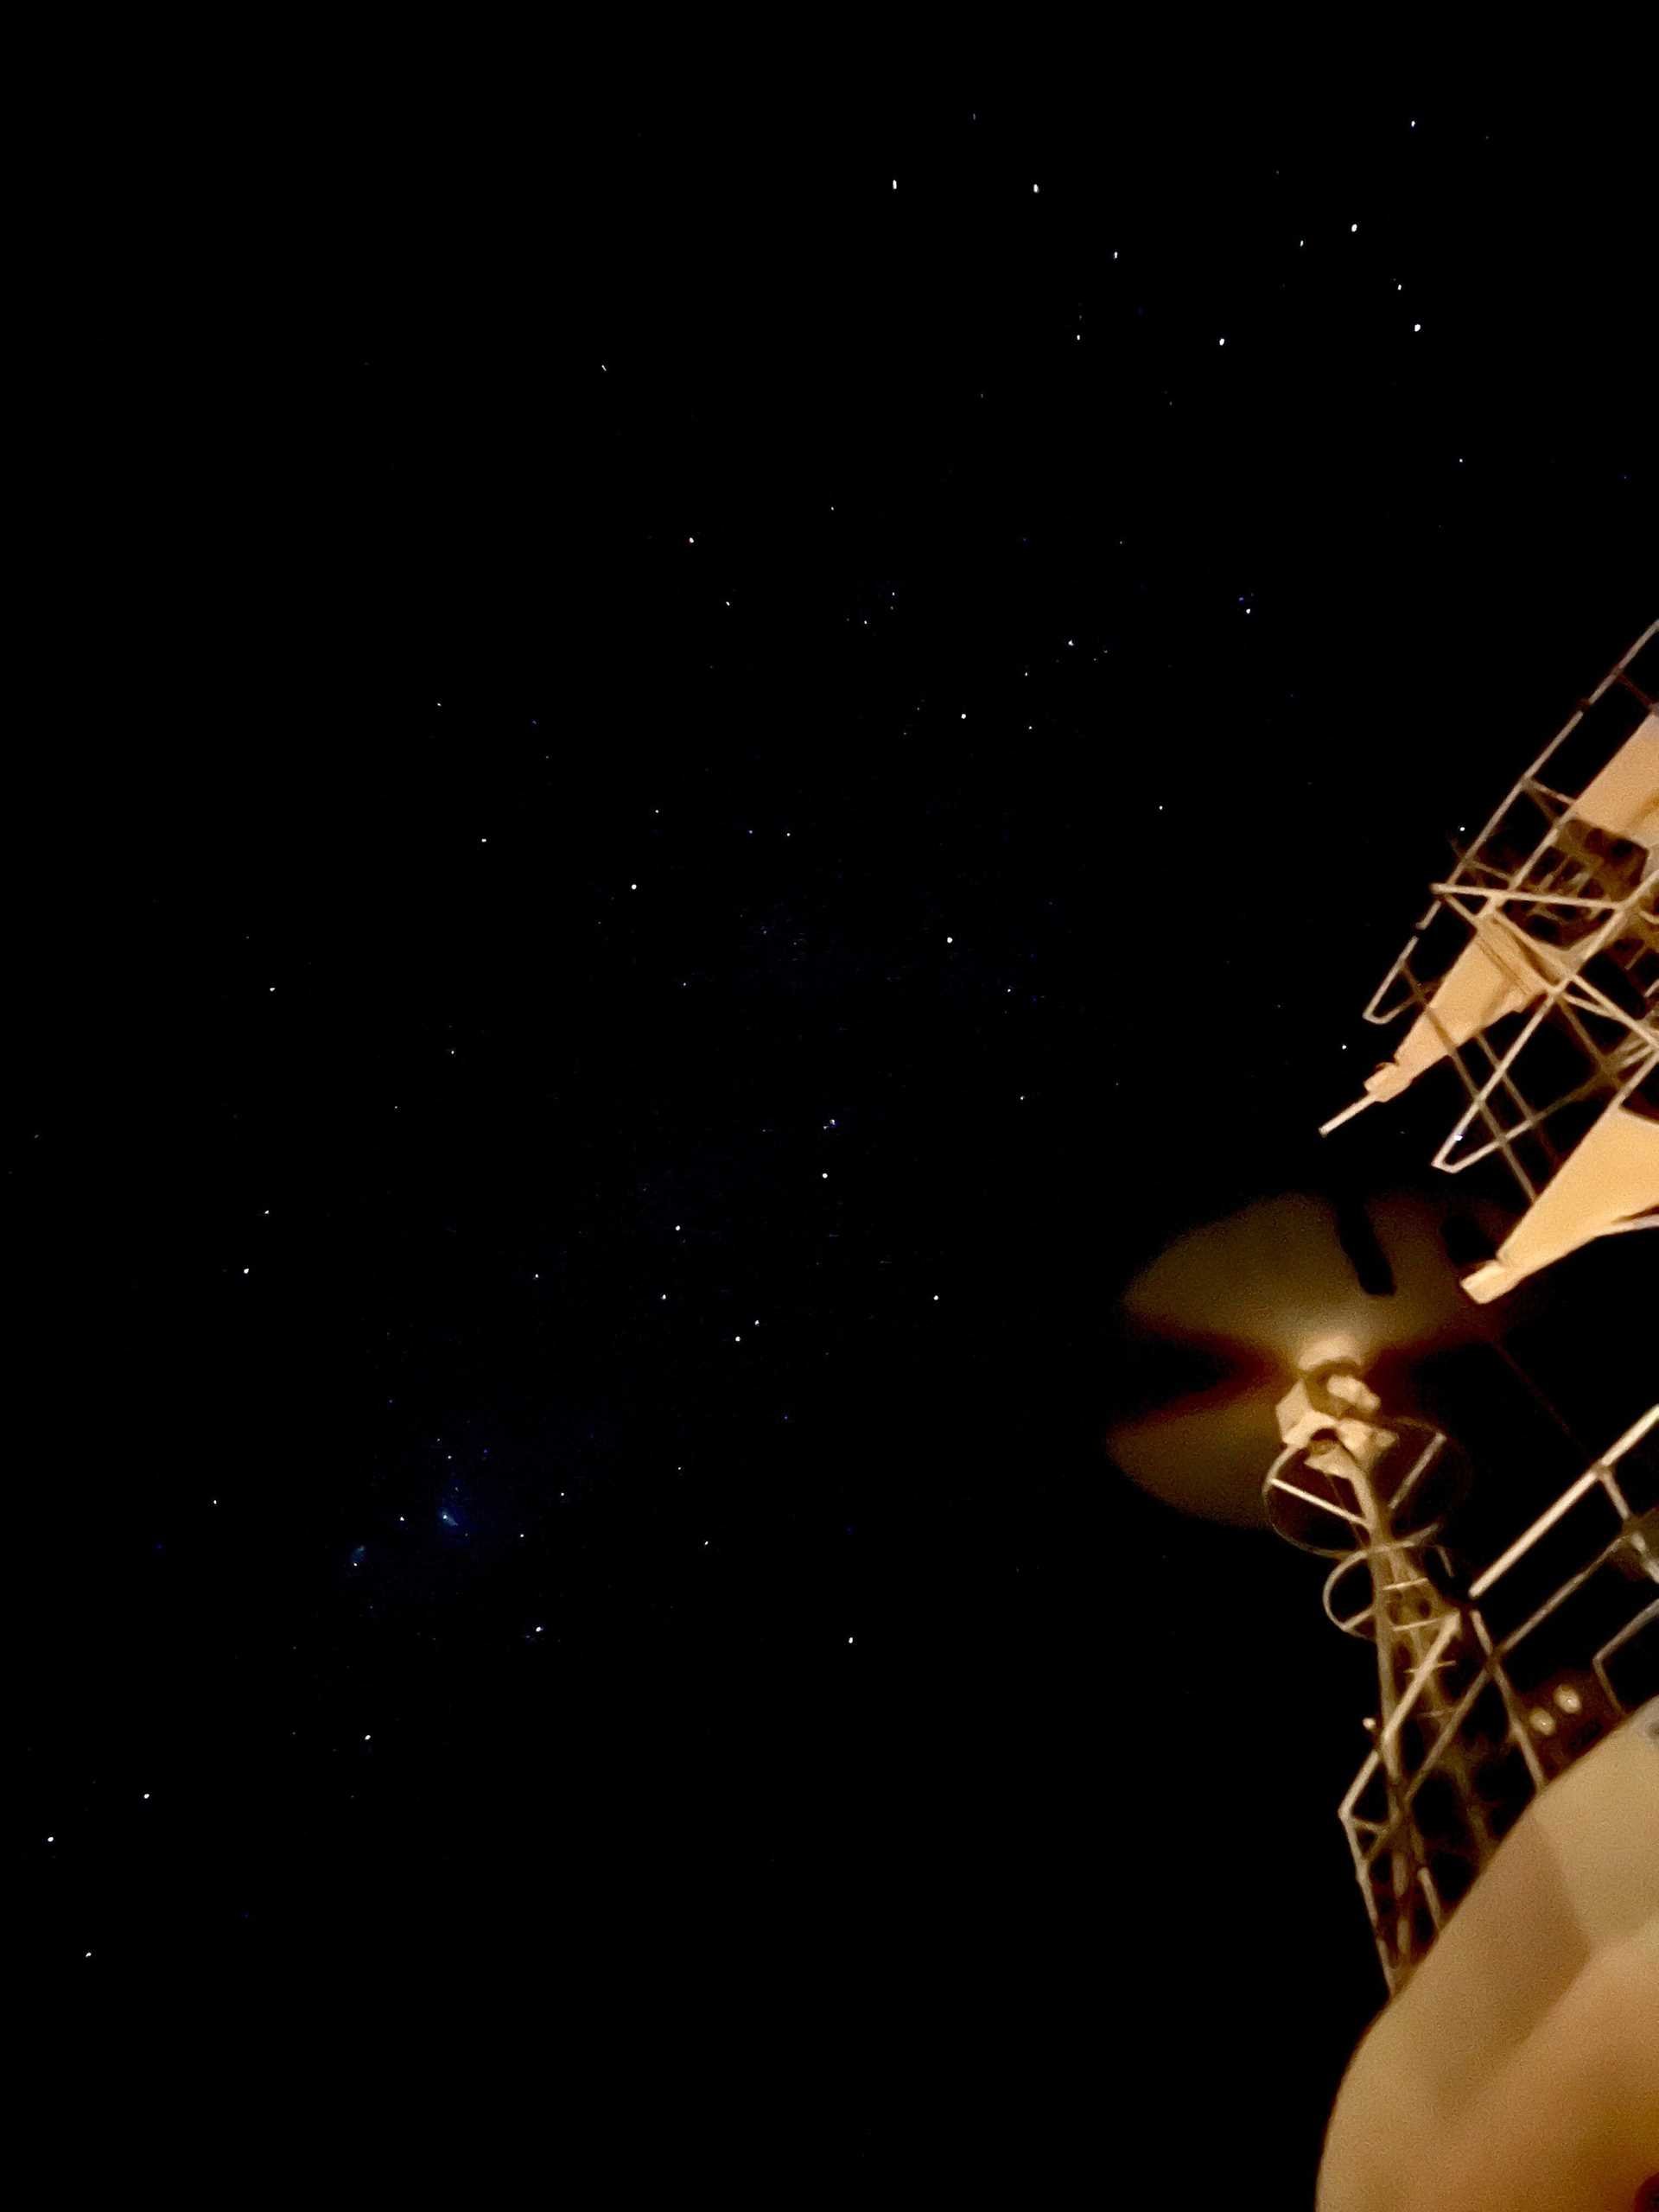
[13,75,1656,2187]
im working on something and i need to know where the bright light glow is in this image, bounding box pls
[1297,1335,1363,1376]
[1106,1188,1509,1526]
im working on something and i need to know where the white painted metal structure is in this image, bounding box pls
[1270,625,1659,2204]
[1268,1368,1658,2208]
[1316,1690,1659,2210]
[1321,620,1659,1301]
[1267,1376,1657,1996]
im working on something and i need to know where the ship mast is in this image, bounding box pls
[1274,620,1659,1991]
[1267,1364,1656,1993]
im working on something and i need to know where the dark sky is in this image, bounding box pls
[15,76,1656,2188]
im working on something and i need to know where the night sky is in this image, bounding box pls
[16,79,1656,2187]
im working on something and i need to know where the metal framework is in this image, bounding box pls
[1270,628,1659,1994]
[1320,620,1659,1301]
[1267,1372,1657,1993]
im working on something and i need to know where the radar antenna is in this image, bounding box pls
[1319,620,1658,1301]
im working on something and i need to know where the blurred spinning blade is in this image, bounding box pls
[1103,1188,1527,1526]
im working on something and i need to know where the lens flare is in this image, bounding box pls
[1103,1187,1527,1526]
